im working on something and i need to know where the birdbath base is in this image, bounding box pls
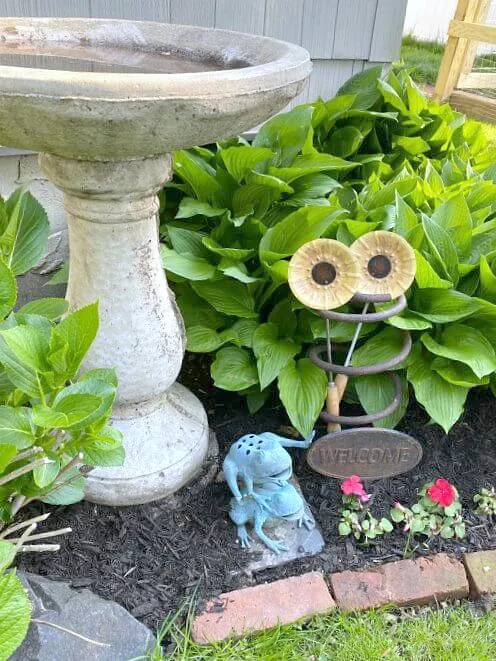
[39,153,210,506]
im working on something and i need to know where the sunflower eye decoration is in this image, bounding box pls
[350,230,416,298]
[288,238,360,310]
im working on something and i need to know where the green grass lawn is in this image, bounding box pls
[400,35,444,86]
[144,602,496,660]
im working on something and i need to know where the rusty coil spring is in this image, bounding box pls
[308,292,412,427]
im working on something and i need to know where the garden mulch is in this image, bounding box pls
[17,354,496,630]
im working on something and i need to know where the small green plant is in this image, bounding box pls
[473,486,496,517]
[391,478,465,557]
[0,187,123,658]
[0,540,30,661]
[337,475,393,543]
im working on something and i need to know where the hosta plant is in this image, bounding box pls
[160,64,496,436]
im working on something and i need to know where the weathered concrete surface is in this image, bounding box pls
[13,573,154,661]
[0,18,311,160]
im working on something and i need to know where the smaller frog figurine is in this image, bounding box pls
[223,430,315,553]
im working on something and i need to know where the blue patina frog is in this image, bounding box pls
[223,430,315,553]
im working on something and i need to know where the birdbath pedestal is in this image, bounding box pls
[0,18,311,505]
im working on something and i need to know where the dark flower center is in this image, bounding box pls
[311,261,336,286]
[367,254,392,279]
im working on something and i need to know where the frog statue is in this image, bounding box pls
[223,430,315,554]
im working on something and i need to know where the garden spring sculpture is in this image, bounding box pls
[223,431,315,553]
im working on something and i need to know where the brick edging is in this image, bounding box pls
[191,550,496,644]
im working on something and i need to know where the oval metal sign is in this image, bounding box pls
[307,428,423,480]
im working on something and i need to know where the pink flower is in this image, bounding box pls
[341,475,370,502]
[427,478,457,507]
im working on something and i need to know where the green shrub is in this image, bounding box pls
[160,66,496,436]
[0,187,123,658]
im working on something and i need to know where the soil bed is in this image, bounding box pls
[18,355,496,630]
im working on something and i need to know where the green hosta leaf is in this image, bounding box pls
[220,146,274,181]
[351,327,405,369]
[407,351,468,433]
[218,258,260,284]
[422,214,459,285]
[412,289,483,323]
[377,78,408,114]
[278,357,327,437]
[394,135,430,154]
[160,245,216,280]
[54,302,99,377]
[431,193,472,259]
[19,298,69,321]
[385,309,432,331]
[175,197,226,220]
[40,468,86,505]
[355,372,409,429]
[337,65,382,109]
[33,457,60,488]
[479,255,496,303]
[246,388,271,414]
[291,153,357,175]
[252,323,300,390]
[0,406,34,449]
[186,326,232,353]
[177,290,226,330]
[0,444,17,472]
[173,151,221,204]
[0,260,16,319]
[0,569,31,660]
[421,324,496,378]
[253,106,314,166]
[414,250,452,289]
[211,346,259,391]
[325,126,363,158]
[469,225,496,263]
[192,279,256,318]
[432,357,488,388]
[395,192,418,238]
[202,237,254,261]
[3,189,49,275]
[260,206,336,263]
[167,226,209,257]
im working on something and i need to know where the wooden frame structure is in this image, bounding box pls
[434,0,496,121]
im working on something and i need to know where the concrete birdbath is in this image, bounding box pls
[0,18,310,506]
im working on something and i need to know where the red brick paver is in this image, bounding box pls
[330,553,468,611]
[191,572,335,644]
[464,550,496,597]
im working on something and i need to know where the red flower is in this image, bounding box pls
[427,478,457,507]
[341,475,370,502]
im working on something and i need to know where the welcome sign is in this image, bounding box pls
[307,428,423,480]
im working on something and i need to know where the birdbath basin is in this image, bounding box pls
[0,17,311,506]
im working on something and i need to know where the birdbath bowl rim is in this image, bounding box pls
[0,17,311,159]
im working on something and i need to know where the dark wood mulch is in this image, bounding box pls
[17,353,496,630]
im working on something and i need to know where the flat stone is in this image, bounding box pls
[464,550,496,597]
[12,573,154,661]
[233,479,324,575]
[330,553,468,611]
[192,572,335,644]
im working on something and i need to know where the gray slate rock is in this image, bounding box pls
[12,572,155,661]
